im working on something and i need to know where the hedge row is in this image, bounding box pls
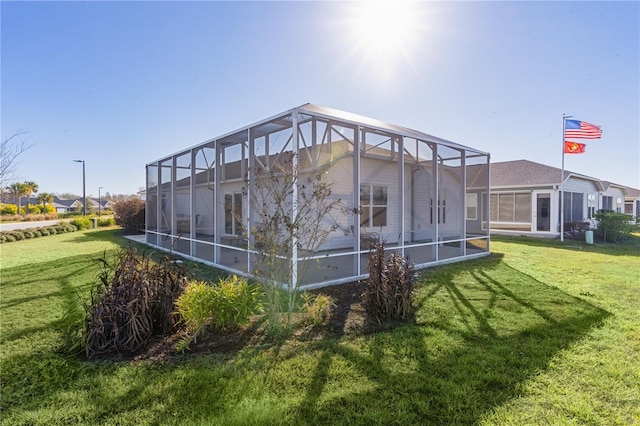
[0,223,78,244]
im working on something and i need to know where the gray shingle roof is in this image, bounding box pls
[490,159,603,188]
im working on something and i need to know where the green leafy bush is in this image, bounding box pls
[175,276,262,348]
[98,217,116,227]
[1,234,16,243]
[175,281,216,340]
[595,210,634,243]
[211,275,262,329]
[364,241,415,321]
[0,204,18,215]
[112,199,145,233]
[10,231,25,241]
[302,292,336,326]
[70,216,92,230]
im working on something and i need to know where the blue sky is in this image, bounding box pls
[2,1,638,197]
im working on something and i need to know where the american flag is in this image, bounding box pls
[564,120,602,139]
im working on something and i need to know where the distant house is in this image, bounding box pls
[489,160,636,237]
[623,186,640,219]
[52,196,83,213]
[601,182,627,213]
[1,194,116,214]
[145,103,491,289]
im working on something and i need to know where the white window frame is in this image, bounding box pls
[466,193,478,220]
[360,184,388,228]
[224,192,243,236]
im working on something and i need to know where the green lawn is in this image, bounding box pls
[1,230,638,425]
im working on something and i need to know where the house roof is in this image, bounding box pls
[149,103,489,165]
[624,186,640,198]
[601,181,628,193]
[490,159,605,190]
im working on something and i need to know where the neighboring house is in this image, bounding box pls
[601,181,627,213]
[623,186,640,219]
[52,196,83,213]
[1,194,114,214]
[145,103,491,289]
[102,200,115,211]
[489,160,637,237]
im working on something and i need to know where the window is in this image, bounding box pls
[561,192,584,222]
[466,193,478,220]
[360,184,387,227]
[587,194,596,219]
[224,193,243,235]
[490,192,531,222]
[602,196,613,211]
[616,197,623,213]
[430,189,446,224]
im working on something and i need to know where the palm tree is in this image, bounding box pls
[37,192,54,214]
[6,182,28,214]
[23,181,38,214]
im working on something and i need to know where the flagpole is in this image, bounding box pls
[561,114,572,242]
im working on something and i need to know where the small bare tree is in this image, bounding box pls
[1,131,34,185]
[246,153,352,330]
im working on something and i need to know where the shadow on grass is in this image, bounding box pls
[491,234,640,257]
[67,228,134,244]
[0,249,612,425]
[286,254,611,425]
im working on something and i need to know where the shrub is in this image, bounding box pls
[11,231,25,241]
[59,211,84,218]
[0,223,79,244]
[112,199,145,233]
[595,210,634,243]
[0,204,18,215]
[175,276,262,348]
[64,224,78,232]
[98,217,116,227]
[364,241,415,321]
[302,292,336,326]
[83,248,187,358]
[210,275,262,329]
[2,234,16,243]
[175,281,216,340]
[71,216,93,230]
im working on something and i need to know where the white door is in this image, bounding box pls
[532,191,553,233]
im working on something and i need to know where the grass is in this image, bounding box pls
[1,229,638,425]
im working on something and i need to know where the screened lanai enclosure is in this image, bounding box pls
[146,104,490,289]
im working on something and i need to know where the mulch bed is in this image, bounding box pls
[127,280,397,362]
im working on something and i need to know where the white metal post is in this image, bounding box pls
[560,114,572,242]
[354,126,361,276]
[398,136,405,258]
[291,112,299,290]
[461,149,466,256]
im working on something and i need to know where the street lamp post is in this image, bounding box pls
[73,160,86,216]
[98,186,103,216]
